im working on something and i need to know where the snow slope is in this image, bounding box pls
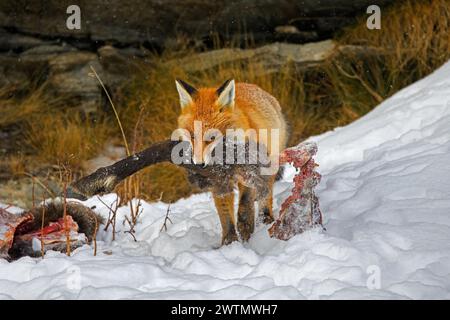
[1,60,450,300]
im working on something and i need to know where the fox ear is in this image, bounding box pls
[216,79,235,110]
[175,79,197,109]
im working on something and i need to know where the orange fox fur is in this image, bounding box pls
[175,79,288,244]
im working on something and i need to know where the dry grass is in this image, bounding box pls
[24,112,111,171]
[0,89,42,128]
[339,0,450,79]
[332,0,450,106]
[0,81,70,128]
[6,155,26,176]
[1,0,449,204]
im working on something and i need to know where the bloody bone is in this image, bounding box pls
[268,142,323,240]
[0,202,100,260]
[11,215,84,259]
[15,216,79,241]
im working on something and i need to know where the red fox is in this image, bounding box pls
[175,79,288,244]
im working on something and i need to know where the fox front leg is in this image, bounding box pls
[257,175,276,224]
[237,183,255,242]
[212,192,238,245]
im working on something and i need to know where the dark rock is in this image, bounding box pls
[20,44,77,62]
[0,28,48,52]
[0,0,395,49]
[165,40,337,74]
[274,26,319,43]
[0,54,30,87]
[97,45,148,88]
[47,51,103,113]
[0,43,148,114]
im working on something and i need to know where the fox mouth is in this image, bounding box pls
[194,138,222,166]
[172,127,224,166]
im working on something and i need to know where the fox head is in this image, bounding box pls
[175,79,236,164]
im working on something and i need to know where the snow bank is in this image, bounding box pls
[1,60,450,299]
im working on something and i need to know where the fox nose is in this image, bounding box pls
[193,152,211,167]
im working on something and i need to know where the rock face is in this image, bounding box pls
[1,0,394,48]
[0,35,145,114]
[166,40,337,73]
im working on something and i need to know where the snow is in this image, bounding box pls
[2,60,450,299]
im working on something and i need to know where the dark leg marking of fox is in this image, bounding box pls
[258,176,275,224]
[213,192,238,245]
[237,183,255,241]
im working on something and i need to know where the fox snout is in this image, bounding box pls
[193,140,221,166]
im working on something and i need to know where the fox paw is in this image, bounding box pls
[262,215,274,224]
[258,207,274,225]
[222,225,239,245]
[256,213,274,226]
[222,230,239,245]
[237,217,254,242]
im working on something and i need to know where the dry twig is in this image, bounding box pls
[160,204,173,233]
